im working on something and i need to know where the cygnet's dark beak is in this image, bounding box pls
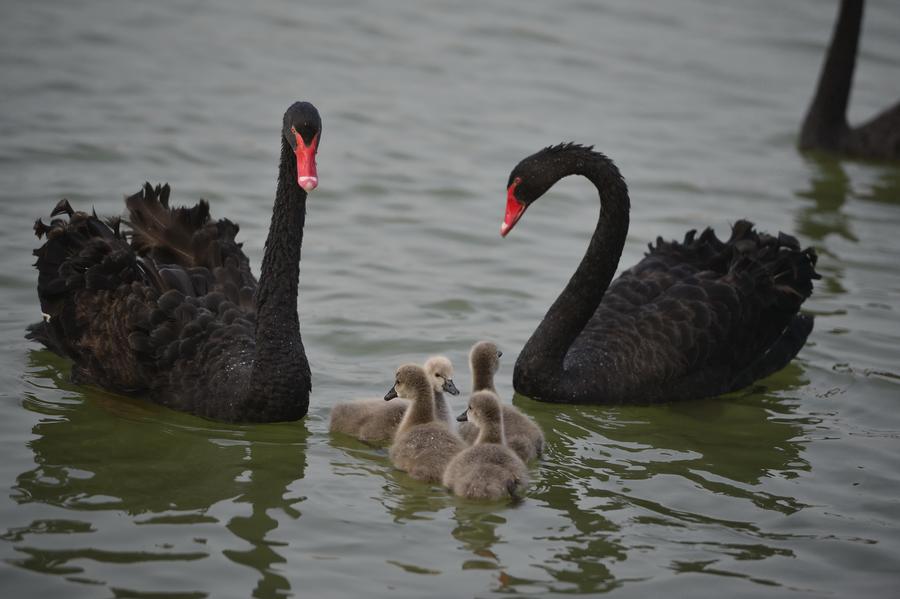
[456,410,468,422]
[384,386,398,401]
[443,378,460,395]
[497,350,503,358]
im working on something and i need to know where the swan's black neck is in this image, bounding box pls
[515,149,630,396]
[800,0,863,151]
[244,137,310,420]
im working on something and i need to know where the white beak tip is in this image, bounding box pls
[298,176,318,191]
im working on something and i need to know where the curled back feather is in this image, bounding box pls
[124,183,256,311]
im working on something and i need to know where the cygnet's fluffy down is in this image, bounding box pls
[443,391,528,501]
[329,356,458,443]
[386,363,465,483]
[458,341,544,462]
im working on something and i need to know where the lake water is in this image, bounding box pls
[1,0,899,596]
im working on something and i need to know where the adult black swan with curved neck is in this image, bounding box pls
[799,0,900,160]
[27,101,321,422]
[501,143,820,404]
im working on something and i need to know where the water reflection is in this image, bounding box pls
[795,154,856,244]
[6,351,309,597]
[544,386,806,488]
[328,433,454,523]
[864,169,900,206]
[449,508,503,569]
[326,373,813,594]
[792,154,900,320]
[503,377,811,592]
[795,154,855,302]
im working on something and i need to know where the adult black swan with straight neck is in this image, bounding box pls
[501,143,820,404]
[799,0,900,160]
[27,101,321,422]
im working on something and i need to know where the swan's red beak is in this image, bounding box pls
[294,131,319,192]
[501,181,526,237]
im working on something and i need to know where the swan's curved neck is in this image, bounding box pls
[246,137,308,409]
[472,367,497,394]
[800,0,862,150]
[475,416,505,445]
[516,150,630,394]
[433,388,448,421]
[398,385,436,434]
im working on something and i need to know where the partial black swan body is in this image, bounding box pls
[27,101,321,422]
[799,0,900,160]
[502,143,820,405]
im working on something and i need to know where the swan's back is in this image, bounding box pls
[329,398,409,443]
[443,444,528,500]
[502,407,544,462]
[389,422,465,484]
[126,183,257,310]
[460,405,543,462]
[28,186,265,420]
[846,104,900,160]
[568,221,819,403]
[330,356,456,443]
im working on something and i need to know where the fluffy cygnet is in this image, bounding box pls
[386,363,465,483]
[425,355,459,429]
[329,356,459,443]
[458,341,544,462]
[443,391,528,500]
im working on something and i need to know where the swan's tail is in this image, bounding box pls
[29,194,257,391]
[721,222,820,390]
[648,219,820,387]
[725,220,820,309]
[650,219,820,309]
[29,198,144,362]
[731,313,815,389]
[25,320,66,356]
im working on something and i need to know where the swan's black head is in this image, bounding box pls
[283,101,322,192]
[501,142,596,237]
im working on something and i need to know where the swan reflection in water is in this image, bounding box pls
[795,152,900,382]
[7,350,309,597]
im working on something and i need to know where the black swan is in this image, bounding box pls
[799,0,900,160]
[501,143,820,404]
[27,101,321,422]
